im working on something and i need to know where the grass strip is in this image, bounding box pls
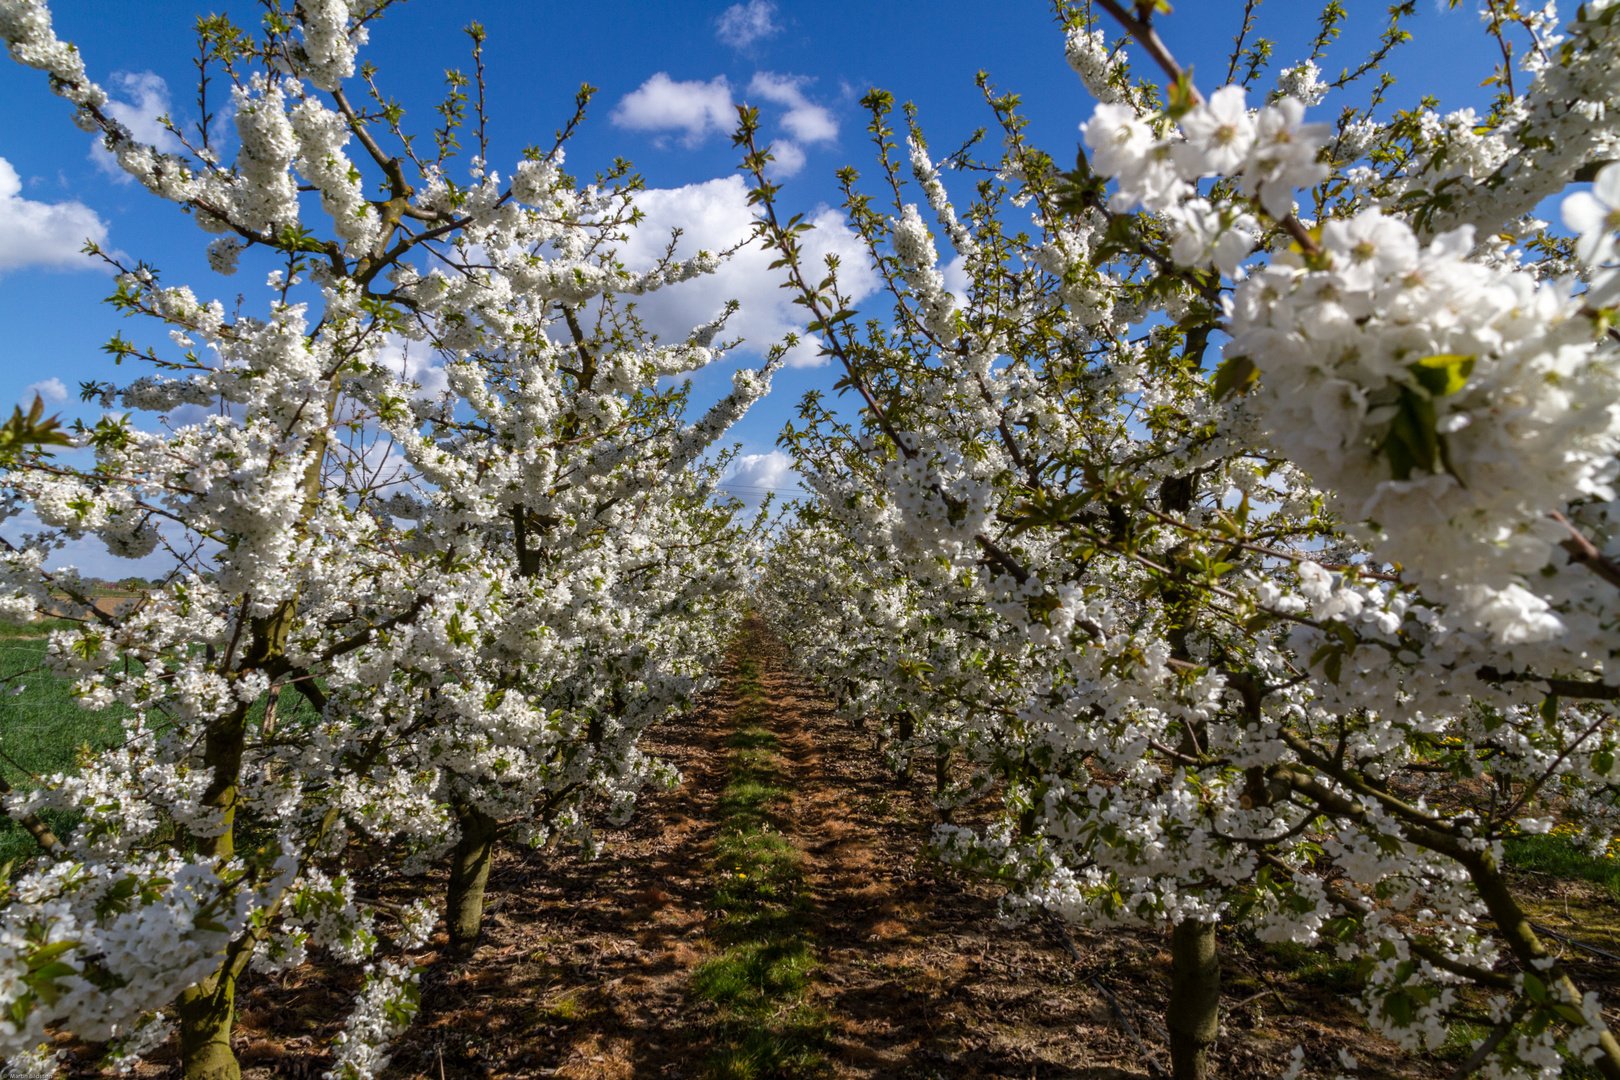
[1502,832,1620,896]
[693,647,829,1080]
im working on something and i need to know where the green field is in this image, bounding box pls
[0,620,130,869]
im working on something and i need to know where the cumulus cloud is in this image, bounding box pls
[0,158,108,273]
[92,72,185,180]
[611,73,735,147]
[617,176,878,368]
[748,73,837,143]
[47,531,182,581]
[718,450,799,513]
[768,140,806,178]
[745,73,836,178]
[22,378,68,406]
[0,501,182,582]
[725,450,796,492]
[716,1,780,50]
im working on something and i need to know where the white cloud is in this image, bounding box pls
[611,73,735,147]
[748,73,838,145]
[720,450,799,513]
[0,158,108,273]
[716,1,780,50]
[22,378,67,406]
[163,403,218,428]
[726,450,796,491]
[768,140,806,178]
[0,503,184,583]
[376,336,448,400]
[92,72,185,180]
[617,175,878,368]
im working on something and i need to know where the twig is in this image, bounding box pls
[1552,511,1620,589]
[1043,910,1084,963]
[1226,987,1283,1014]
[1448,1004,1530,1080]
[1092,0,1322,256]
[1531,922,1620,964]
[1089,975,1170,1078]
[1040,909,1169,1070]
[1449,1019,1515,1080]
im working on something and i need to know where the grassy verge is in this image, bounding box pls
[693,648,829,1080]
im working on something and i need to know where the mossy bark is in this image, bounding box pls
[446,802,498,953]
[1168,919,1220,1080]
[934,748,954,823]
[176,698,252,1080]
[175,972,238,1080]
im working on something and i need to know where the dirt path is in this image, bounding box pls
[216,620,1437,1080]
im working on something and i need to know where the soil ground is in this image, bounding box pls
[110,620,1620,1079]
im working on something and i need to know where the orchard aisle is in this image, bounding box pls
[216,622,1422,1080]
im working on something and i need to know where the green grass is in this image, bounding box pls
[1254,939,1360,993]
[0,632,131,869]
[0,625,326,872]
[1502,834,1620,896]
[0,618,77,640]
[692,651,830,1079]
[0,635,130,779]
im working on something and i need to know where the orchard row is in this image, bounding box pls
[4,2,1620,1079]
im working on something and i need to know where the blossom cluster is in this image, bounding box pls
[0,1,771,1076]
[752,6,1620,1077]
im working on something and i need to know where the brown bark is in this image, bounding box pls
[1168,919,1220,1080]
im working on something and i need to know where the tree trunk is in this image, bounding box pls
[175,970,238,1080]
[171,406,326,1080]
[896,711,916,778]
[174,697,251,1080]
[934,748,954,823]
[1168,919,1220,1080]
[446,802,498,953]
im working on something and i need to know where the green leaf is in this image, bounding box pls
[31,962,77,980]
[1210,355,1258,400]
[1551,1002,1588,1026]
[28,942,78,965]
[0,395,72,464]
[1384,990,1413,1027]
[1382,389,1439,480]
[1166,68,1198,120]
[1409,353,1475,398]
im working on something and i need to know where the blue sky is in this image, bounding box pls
[0,0,1508,574]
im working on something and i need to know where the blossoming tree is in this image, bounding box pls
[0,2,770,1078]
[751,1,1620,1077]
